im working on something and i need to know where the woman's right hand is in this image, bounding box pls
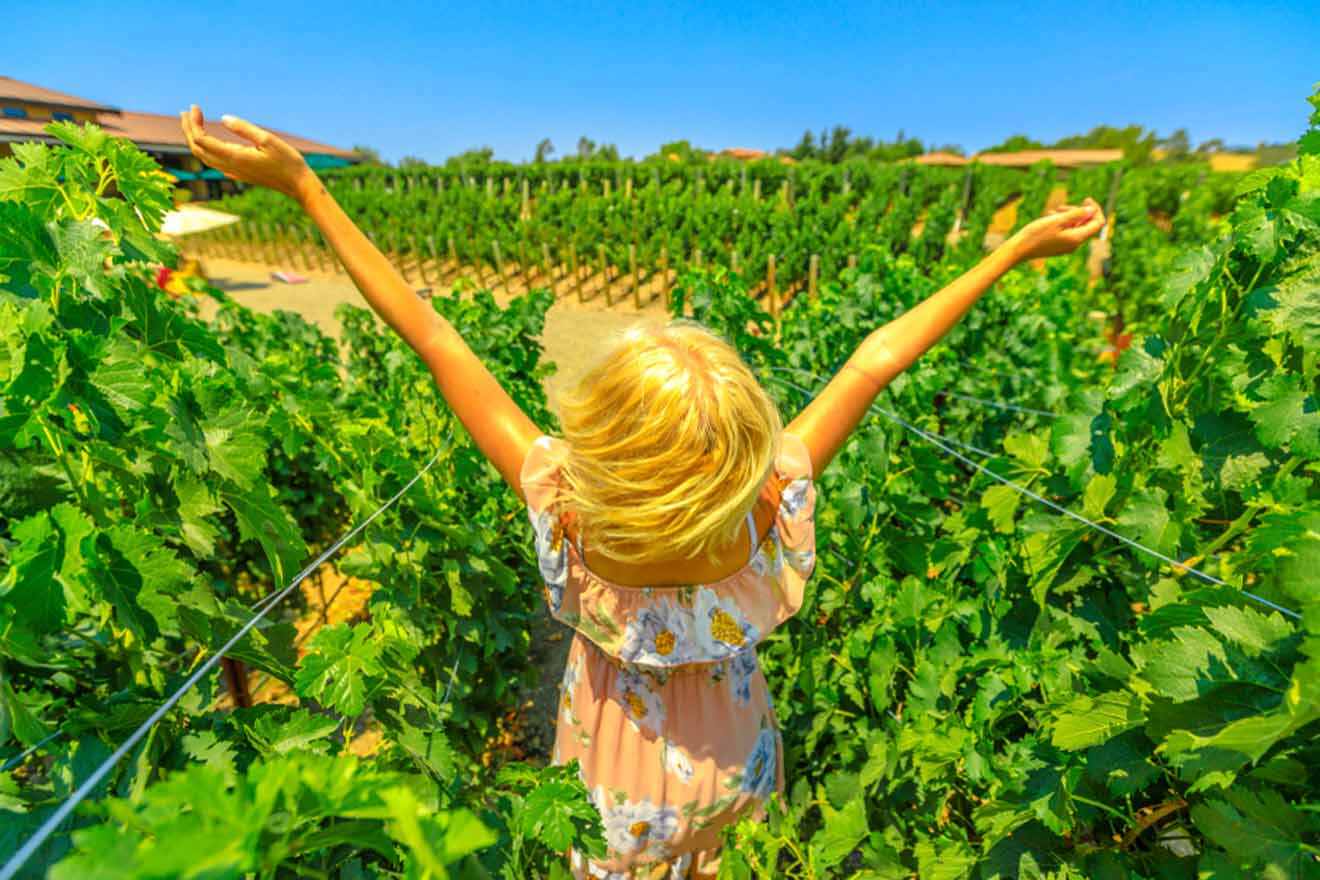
[1006,197,1107,262]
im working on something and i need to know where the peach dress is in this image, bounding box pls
[520,431,818,879]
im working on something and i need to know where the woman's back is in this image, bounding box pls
[520,431,817,879]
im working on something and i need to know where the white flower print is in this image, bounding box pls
[616,669,666,736]
[662,739,694,784]
[741,728,778,798]
[728,647,758,705]
[780,477,812,519]
[593,787,680,856]
[560,651,583,726]
[749,526,784,579]
[529,507,567,614]
[782,544,815,576]
[691,588,760,660]
[620,599,694,666]
[668,853,693,879]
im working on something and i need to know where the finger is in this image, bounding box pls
[1065,214,1105,241]
[194,129,261,165]
[221,114,272,148]
[1057,204,1097,228]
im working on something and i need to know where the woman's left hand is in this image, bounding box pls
[179,104,315,202]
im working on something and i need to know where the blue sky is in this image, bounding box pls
[10,1,1318,163]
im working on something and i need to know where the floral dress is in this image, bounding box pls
[520,431,818,879]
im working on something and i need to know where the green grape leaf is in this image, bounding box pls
[1051,691,1145,750]
[811,796,868,868]
[295,623,385,718]
[1191,789,1312,876]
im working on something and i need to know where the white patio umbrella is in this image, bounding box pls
[159,205,242,237]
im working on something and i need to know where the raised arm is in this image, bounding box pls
[180,106,543,495]
[785,199,1106,478]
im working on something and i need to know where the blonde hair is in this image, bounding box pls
[548,318,783,566]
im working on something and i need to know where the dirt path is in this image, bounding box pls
[190,256,670,407]
[189,255,668,761]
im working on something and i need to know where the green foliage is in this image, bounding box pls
[0,123,597,877]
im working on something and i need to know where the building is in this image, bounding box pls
[912,148,1123,168]
[0,76,359,200]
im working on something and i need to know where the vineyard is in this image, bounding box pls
[197,156,1245,312]
[0,82,1317,880]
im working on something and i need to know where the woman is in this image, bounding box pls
[180,105,1104,878]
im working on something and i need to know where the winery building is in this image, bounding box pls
[0,76,359,200]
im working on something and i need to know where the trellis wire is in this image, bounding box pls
[761,367,1300,622]
[0,445,448,880]
[944,391,1058,418]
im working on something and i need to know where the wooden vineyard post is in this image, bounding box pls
[248,223,262,263]
[694,247,703,271]
[287,227,305,271]
[848,253,858,271]
[809,254,819,300]
[283,225,302,269]
[521,178,530,219]
[502,177,511,197]
[951,168,974,237]
[630,243,641,309]
[255,223,269,264]
[731,248,740,275]
[518,240,531,289]
[570,242,583,303]
[598,244,611,306]
[767,254,778,318]
[275,224,290,266]
[391,232,407,281]
[541,243,554,293]
[753,177,761,201]
[412,236,429,285]
[660,245,670,311]
[319,232,334,272]
[427,236,440,285]
[299,227,317,272]
[625,176,633,199]
[603,178,611,198]
[492,240,506,291]
[485,177,494,198]
[447,236,458,276]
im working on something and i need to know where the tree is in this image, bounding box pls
[1054,124,1157,164]
[1195,137,1226,154]
[397,155,428,168]
[981,134,1046,154]
[444,146,495,168]
[930,143,967,157]
[534,138,554,163]
[350,144,384,166]
[1158,128,1191,160]
[656,140,699,162]
[789,130,817,160]
[576,136,596,160]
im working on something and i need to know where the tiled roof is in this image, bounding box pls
[0,106,356,159]
[0,75,119,112]
[913,151,969,166]
[972,149,1124,168]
